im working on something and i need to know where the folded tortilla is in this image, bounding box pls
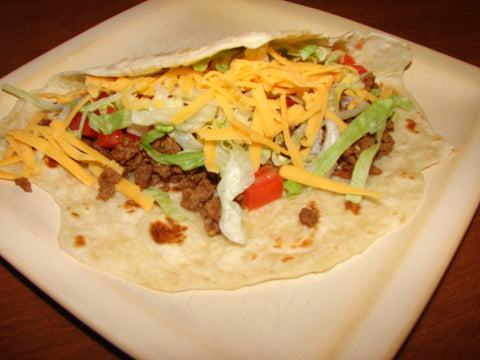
[0,31,453,291]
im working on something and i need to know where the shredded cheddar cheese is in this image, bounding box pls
[279,165,381,198]
[203,140,220,173]
[0,114,151,209]
[1,40,389,217]
[172,90,215,124]
[88,164,154,211]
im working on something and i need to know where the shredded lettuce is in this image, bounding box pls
[314,95,412,177]
[141,128,165,143]
[85,93,121,112]
[141,129,204,171]
[216,144,255,245]
[192,58,210,72]
[171,130,204,152]
[88,108,132,134]
[143,188,188,222]
[154,124,175,133]
[283,179,303,198]
[174,104,218,132]
[192,48,242,72]
[299,44,318,61]
[346,121,385,204]
[1,83,60,112]
[131,108,179,126]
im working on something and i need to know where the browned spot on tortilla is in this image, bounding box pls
[251,253,258,260]
[43,156,59,168]
[74,235,86,247]
[299,201,320,228]
[83,203,90,210]
[405,118,419,133]
[150,218,187,245]
[345,200,362,215]
[281,256,294,263]
[71,211,80,218]
[124,199,140,209]
[291,237,314,249]
[273,237,283,249]
[400,172,415,179]
[299,238,313,247]
[14,177,32,192]
[121,199,141,213]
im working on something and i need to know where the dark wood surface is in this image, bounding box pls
[0,1,478,359]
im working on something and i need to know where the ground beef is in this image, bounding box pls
[152,136,182,154]
[110,136,142,164]
[299,206,319,228]
[181,175,216,211]
[377,129,395,158]
[362,72,379,92]
[134,162,154,189]
[153,163,172,182]
[201,196,222,236]
[333,119,395,179]
[14,177,32,192]
[97,167,122,201]
[90,130,223,235]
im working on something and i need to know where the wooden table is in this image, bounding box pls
[0,1,478,358]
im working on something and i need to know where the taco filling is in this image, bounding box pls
[0,32,453,291]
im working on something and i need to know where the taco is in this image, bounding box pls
[0,31,452,291]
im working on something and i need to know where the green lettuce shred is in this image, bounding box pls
[1,83,60,111]
[143,188,188,222]
[314,94,412,177]
[141,129,204,171]
[283,179,303,198]
[88,108,132,135]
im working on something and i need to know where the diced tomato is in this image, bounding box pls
[285,97,297,107]
[126,131,141,141]
[97,92,111,100]
[97,129,123,148]
[352,64,367,75]
[243,166,284,211]
[106,106,116,114]
[340,54,368,75]
[341,53,356,66]
[93,105,116,116]
[69,112,98,137]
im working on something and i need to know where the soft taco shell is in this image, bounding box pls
[1,31,453,291]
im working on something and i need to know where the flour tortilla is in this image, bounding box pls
[1,31,453,291]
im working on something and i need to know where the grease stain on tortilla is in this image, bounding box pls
[150,218,187,245]
[42,156,59,168]
[120,199,141,213]
[400,172,415,180]
[405,118,419,133]
[274,237,283,249]
[67,206,80,218]
[74,235,86,247]
[291,238,314,249]
[345,201,362,215]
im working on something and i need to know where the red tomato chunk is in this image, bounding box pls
[243,166,284,210]
[69,113,98,137]
[97,129,123,148]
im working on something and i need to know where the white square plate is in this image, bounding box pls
[1,0,479,359]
